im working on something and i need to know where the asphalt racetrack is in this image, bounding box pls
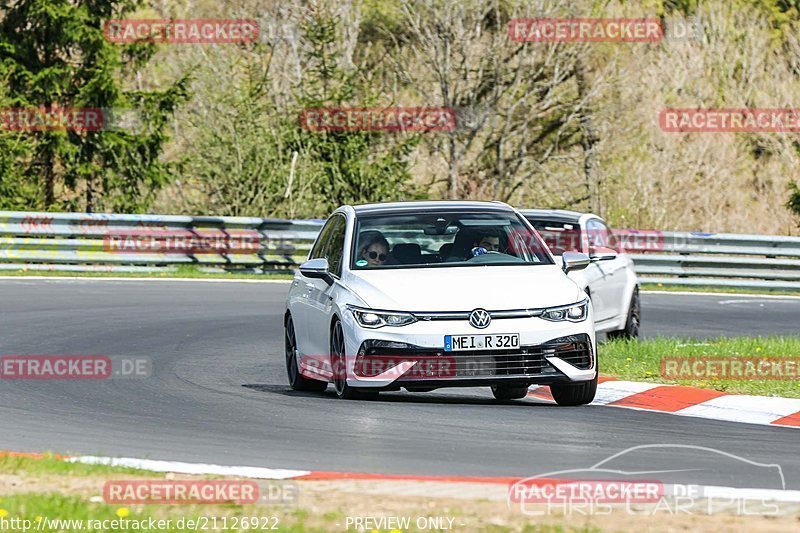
[1,278,799,490]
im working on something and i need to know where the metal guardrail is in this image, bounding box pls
[1,210,799,290]
[629,231,800,290]
[0,211,323,274]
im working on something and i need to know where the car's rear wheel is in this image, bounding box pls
[607,287,641,340]
[491,384,530,400]
[285,315,327,392]
[331,319,378,400]
[550,374,598,406]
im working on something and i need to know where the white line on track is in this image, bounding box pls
[716,299,798,305]
[642,290,800,300]
[64,455,800,503]
[67,456,310,479]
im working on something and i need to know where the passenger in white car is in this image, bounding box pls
[357,231,390,267]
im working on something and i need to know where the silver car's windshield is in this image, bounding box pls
[351,210,553,269]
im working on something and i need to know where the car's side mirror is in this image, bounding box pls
[589,246,617,262]
[562,251,591,273]
[299,258,334,285]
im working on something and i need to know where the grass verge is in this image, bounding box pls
[640,283,800,297]
[0,454,604,533]
[600,337,800,397]
[2,453,797,532]
[0,453,160,478]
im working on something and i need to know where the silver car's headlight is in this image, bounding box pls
[348,306,417,328]
[541,298,589,322]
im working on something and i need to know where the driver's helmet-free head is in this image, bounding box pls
[473,227,503,252]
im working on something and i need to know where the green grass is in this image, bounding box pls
[0,453,162,478]
[0,454,608,532]
[640,283,800,297]
[0,493,329,532]
[0,492,603,533]
[600,337,800,397]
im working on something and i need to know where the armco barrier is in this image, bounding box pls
[0,211,323,274]
[1,210,799,289]
[628,231,800,290]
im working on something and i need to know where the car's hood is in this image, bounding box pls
[344,265,583,312]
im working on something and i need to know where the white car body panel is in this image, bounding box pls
[348,265,583,312]
[286,201,598,392]
[522,210,639,335]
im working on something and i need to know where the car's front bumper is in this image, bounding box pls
[337,310,597,390]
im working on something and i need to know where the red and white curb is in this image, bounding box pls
[528,376,800,429]
[3,452,799,505]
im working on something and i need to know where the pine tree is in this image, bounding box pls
[0,0,189,212]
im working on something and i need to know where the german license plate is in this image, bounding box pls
[444,333,520,352]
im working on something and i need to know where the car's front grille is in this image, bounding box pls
[355,334,592,378]
[449,350,546,377]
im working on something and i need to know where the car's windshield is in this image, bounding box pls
[352,210,553,269]
[526,219,583,257]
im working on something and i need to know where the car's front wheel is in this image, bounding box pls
[607,287,641,340]
[330,319,378,400]
[550,374,598,406]
[285,315,327,392]
[491,384,530,400]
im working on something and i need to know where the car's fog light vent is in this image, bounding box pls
[546,334,593,370]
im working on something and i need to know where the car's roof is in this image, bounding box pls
[351,200,515,215]
[518,208,599,224]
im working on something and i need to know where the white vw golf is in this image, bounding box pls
[284,201,598,405]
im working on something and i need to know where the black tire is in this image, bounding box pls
[607,286,641,340]
[491,384,530,400]
[285,315,327,392]
[330,319,378,400]
[550,374,598,406]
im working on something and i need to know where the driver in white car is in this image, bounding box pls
[473,228,502,253]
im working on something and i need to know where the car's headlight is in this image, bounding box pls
[541,299,589,322]
[348,306,417,328]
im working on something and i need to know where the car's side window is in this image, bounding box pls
[587,219,615,252]
[325,215,347,277]
[309,218,337,260]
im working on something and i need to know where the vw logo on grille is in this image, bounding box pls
[468,308,491,329]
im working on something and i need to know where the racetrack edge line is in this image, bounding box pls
[6,451,800,503]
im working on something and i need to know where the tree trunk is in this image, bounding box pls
[86,178,94,213]
[448,135,458,199]
[576,57,600,214]
[43,142,55,208]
